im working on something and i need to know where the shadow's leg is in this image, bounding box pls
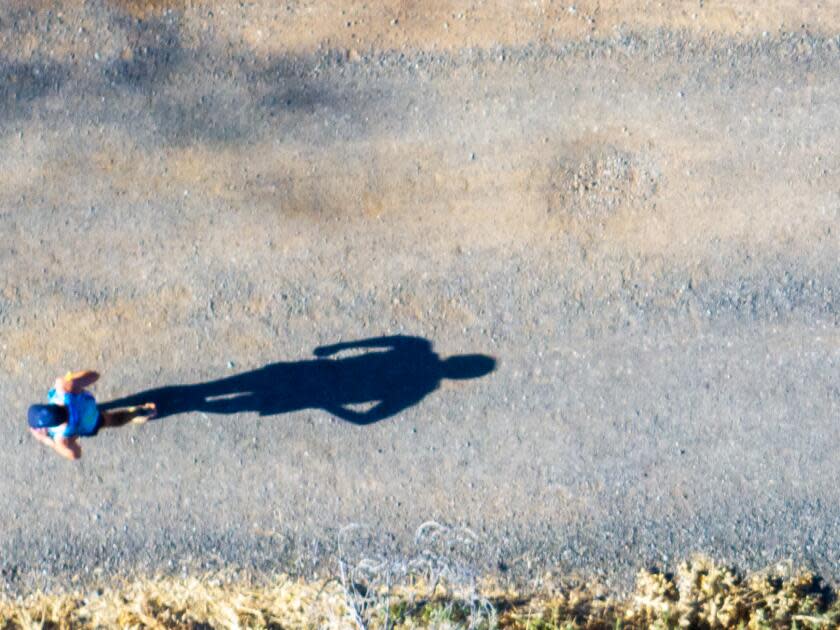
[100,403,157,428]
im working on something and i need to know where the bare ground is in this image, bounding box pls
[0,1,838,593]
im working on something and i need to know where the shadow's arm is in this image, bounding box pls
[324,400,400,425]
[314,335,431,357]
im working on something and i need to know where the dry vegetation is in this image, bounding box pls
[1,556,838,629]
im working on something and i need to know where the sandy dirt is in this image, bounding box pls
[0,1,838,591]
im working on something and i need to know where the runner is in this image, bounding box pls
[28,370,156,461]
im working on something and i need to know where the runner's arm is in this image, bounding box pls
[57,370,100,394]
[51,436,82,460]
[29,428,82,461]
[29,427,53,446]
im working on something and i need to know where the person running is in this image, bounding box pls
[28,370,156,461]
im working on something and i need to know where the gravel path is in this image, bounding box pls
[0,2,838,593]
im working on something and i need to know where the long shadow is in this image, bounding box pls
[101,335,496,425]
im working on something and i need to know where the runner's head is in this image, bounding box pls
[441,354,496,380]
[28,404,68,429]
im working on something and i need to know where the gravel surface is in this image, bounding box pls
[0,2,838,593]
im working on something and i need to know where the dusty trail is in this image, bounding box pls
[0,2,838,591]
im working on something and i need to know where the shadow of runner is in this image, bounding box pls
[101,335,496,425]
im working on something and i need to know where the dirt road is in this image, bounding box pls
[0,2,838,591]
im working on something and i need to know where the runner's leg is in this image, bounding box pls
[100,403,157,428]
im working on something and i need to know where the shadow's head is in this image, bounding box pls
[441,354,496,380]
[28,404,68,429]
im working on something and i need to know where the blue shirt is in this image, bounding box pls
[47,388,100,438]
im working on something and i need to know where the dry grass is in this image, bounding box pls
[507,556,839,630]
[0,574,353,629]
[0,555,838,629]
